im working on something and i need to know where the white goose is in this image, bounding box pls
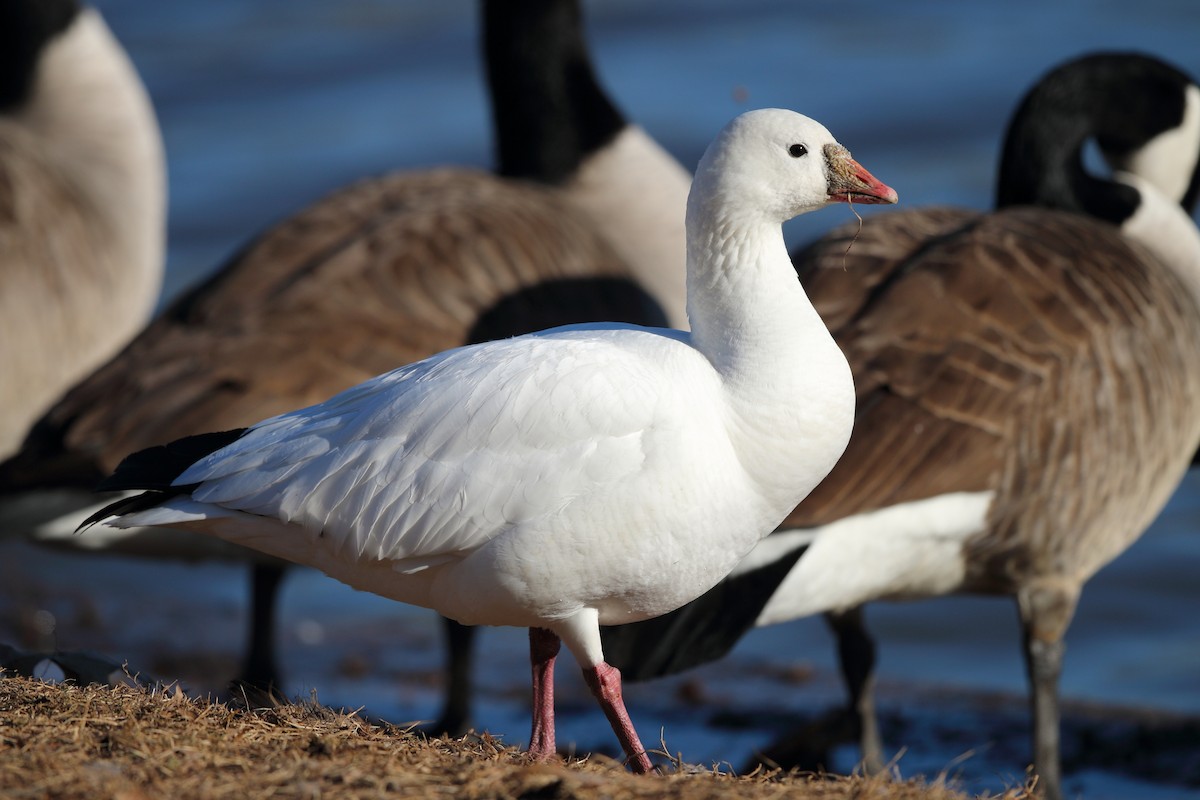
[598,53,1200,799]
[82,109,896,770]
[0,0,164,459]
[0,0,689,710]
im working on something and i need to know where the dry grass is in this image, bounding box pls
[0,674,1034,800]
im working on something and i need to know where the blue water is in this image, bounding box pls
[5,1,1200,797]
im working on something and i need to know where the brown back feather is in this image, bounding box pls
[787,207,1200,590]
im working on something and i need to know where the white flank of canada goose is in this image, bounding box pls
[746,490,996,622]
[597,52,1200,800]
[82,108,895,771]
[0,0,165,458]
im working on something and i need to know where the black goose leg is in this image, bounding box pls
[428,616,477,737]
[235,561,287,698]
[1017,581,1079,800]
[826,605,884,773]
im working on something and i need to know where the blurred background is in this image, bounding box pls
[2,1,1199,798]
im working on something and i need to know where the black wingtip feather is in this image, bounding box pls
[600,541,809,681]
[96,428,249,493]
[76,491,171,532]
[79,427,250,532]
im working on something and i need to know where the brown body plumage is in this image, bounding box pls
[760,198,1200,800]
[793,207,1200,598]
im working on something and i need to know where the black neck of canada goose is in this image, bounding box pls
[484,0,625,185]
[996,52,1200,221]
[0,0,78,110]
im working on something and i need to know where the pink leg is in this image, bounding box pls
[581,661,653,774]
[528,627,561,761]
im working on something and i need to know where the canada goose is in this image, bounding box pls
[0,0,164,459]
[597,52,1200,800]
[83,107,895,772]
[0,0,690,710]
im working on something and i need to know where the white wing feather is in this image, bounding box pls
[173,325,697,566]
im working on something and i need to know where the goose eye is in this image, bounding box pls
[788,143,808,158]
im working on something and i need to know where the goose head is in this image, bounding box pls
[1098,63,1200,212]
[995,53,1200,304]
[996,52,1200,220]
[690,109,897,226]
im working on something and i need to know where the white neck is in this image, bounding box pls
[15,8,165,320]
[561,126,691,329]
[684,187,854,507]
[1116,170,1200,311]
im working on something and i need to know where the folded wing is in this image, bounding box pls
[162,327,687,567]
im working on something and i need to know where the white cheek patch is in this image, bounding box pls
[1121,84,1200,204]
